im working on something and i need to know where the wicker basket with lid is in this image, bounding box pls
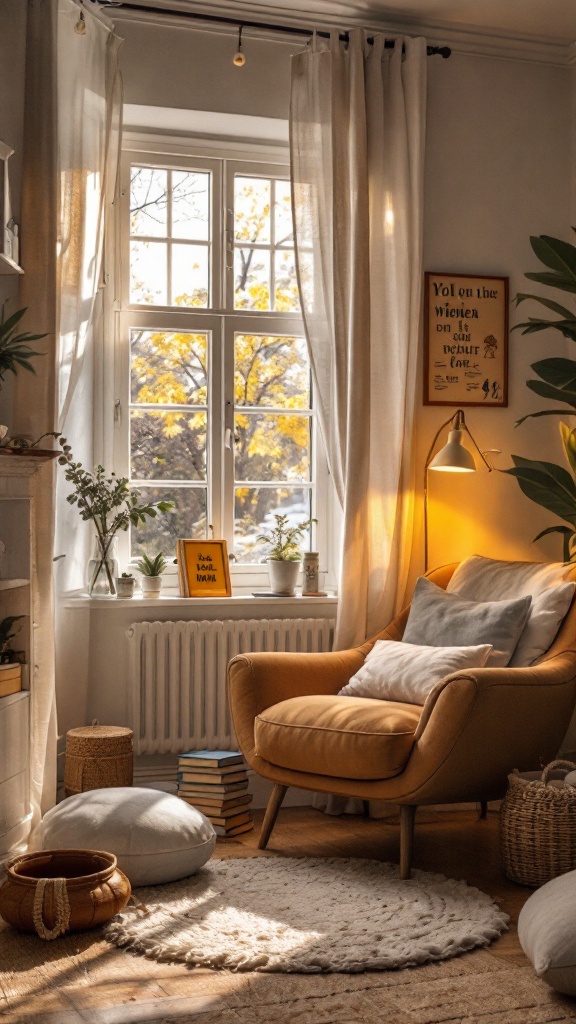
[64,725,133,797]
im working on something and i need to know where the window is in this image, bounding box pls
[115,144,326,576]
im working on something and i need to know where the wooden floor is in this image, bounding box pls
[0,805,556,1023]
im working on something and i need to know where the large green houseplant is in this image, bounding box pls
[504,232,576,560]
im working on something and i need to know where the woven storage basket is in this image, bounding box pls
[64,725,133,797]
[0,849,131,938]
[500,759,576,886]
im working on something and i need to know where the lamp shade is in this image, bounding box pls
[428,428,475,472]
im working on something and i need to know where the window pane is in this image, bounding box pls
[234,248,270,310]
[131,486,207,559]
[172,243,209,308]
[131,410,207,481]
[275,180,293,247]
[234,176,270,243]
[130,241,167,305]
[274,250,300,312]
[235,413,310,482]
[130,167,167,237]
[234,487,311,563]
[130,330,208,405]
[172,171,210,240]
[235,334,310,409]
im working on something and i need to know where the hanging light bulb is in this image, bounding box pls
[233,25,245,66]
[74,7,86,34]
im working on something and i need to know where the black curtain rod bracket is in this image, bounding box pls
[101,2,451,57]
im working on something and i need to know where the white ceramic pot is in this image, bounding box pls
[141,575,163,597]
[267,558,301,596]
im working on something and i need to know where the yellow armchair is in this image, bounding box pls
[228,563,576,877]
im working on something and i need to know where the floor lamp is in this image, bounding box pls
[424,409,499,571]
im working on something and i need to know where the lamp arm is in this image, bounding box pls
[461,423,499,472]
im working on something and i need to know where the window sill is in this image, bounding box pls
[63,591,338,612]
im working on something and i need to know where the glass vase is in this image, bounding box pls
[86,533,119,598]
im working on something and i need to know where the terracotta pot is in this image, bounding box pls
[0,848,131,937]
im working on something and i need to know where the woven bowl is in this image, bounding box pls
[0,848,131,936]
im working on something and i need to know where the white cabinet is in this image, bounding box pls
[0,458,41,858]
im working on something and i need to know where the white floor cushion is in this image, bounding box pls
[30,787,216,886]
[518,869,576,995]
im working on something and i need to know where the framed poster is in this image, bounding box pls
[176,539,232,598]
[424,272,508,407]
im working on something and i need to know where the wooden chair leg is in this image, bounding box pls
[479,800,488,820]
[258,784,288,850]
[399,804,417,879]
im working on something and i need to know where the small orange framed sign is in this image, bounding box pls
[176,539,232,598]
[424,272,508,407]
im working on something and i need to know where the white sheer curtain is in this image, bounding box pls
[54,0,122,737]
[290,29,427,651]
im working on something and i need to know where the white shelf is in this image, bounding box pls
[0,578,29,591]
[0,253,23,275]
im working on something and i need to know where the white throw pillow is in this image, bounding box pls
[447,555,574,666]
[30,787,216,886]
[338,639,492,705]
[403,576,532,667]
[518,869,576,995]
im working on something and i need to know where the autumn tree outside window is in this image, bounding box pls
[114,146,324,573]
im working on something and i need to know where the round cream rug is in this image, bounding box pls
[105,857,509,973]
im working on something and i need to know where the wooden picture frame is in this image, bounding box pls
[176,539,232,598]
[424,272,508,407]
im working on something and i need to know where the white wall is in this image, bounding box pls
[414,52,571,583]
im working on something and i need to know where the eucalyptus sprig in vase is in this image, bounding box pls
[59,440,173,597]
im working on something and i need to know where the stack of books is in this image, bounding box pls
[177,749,253,837]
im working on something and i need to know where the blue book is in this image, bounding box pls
[178,749,244,768]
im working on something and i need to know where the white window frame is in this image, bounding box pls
[113,134,332,591]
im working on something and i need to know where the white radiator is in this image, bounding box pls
[126,618,335,755]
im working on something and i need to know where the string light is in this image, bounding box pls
[233,25,246,66]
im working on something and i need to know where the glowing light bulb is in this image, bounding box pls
[233,50,246,66]
[74,11,86,34]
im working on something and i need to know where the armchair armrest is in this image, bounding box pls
[228,648,365,763]
[398,652,576,804]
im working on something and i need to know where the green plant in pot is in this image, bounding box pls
[136,552,167,597]
[503,232,576,559]
[258,513,317,595]
[0,304,46,441]
[59,441,173,597]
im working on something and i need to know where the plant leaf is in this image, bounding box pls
[533,524,575,561]
[560,421,576,475]
[502,455,576,527]
[514,292,575,319]
[526,379,576,409]
[531,235,576,281]
[516,408,576,426]
[531,358,576,391]
[524,271,576,294]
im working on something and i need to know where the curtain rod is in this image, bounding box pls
[99,2,451,57]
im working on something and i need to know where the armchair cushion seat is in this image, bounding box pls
[254,694,422,781]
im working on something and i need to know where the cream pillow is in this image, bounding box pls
[518,869,576,995]
[403,576,532,667]
[447,555,574,666]
[30,787,216,886]
[338,639,492,705]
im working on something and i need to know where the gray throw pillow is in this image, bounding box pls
[402,576,532,667]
